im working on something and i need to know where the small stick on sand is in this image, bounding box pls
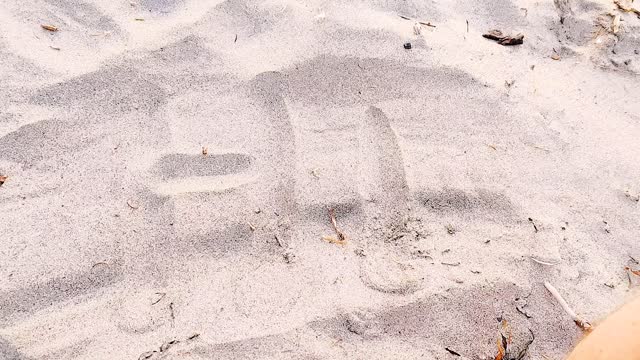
[544,282,592,331]
[274,234,284,247]
[328,208,346,242]
[418,21,436,28]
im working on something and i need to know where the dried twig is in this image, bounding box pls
[328,208,346,241]
[274,234,284,247]
[138,351,156,360]
[160,339,179,352]
[445,347,461,356]
[544,282,592,331]
[418,21,436,28]
[169,302,175,326]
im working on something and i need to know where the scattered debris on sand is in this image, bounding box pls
[483,30,524,45]
[399,14,436,27]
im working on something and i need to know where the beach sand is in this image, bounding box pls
[1,0,639,359]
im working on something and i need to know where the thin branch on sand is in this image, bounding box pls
[544,282,592,331]
[328,208,346,242]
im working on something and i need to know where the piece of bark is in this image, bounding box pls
[483,29,524,46]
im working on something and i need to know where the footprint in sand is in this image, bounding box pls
[356,106,424,294]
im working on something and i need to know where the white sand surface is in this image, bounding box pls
[1,0,639,359]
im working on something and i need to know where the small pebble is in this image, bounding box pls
[403,42,412,49]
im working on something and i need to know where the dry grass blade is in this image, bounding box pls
[41,24,58,32]
[531,257,557,266]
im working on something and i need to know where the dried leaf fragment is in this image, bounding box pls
[41,24,58,32]
[0,175,7,186]
[625,266,640,276]
[495,319,512,360]
[495,337,506,360]
[322,235,346,246]
[202,146,208,156]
